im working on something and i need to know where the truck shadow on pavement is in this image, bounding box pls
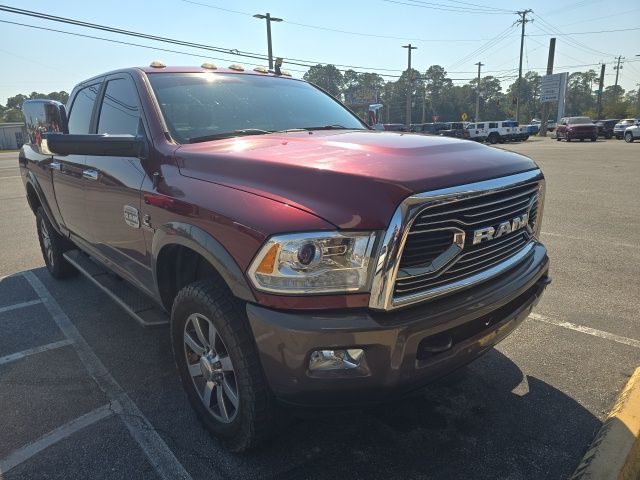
[1,269,601,480]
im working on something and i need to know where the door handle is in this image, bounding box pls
[82,170,99,181]
[50,162,62,171]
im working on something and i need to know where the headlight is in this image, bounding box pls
[247,231,378,294]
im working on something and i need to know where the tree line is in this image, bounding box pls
[0,92,69,123]
[2,71,638,126]
[303,64,640,125]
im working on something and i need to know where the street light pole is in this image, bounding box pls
[475,62,484,122]
[402,44,417,130]
[253,12,283,70]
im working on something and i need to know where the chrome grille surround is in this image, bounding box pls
[369,169,545,311]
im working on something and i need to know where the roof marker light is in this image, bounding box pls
[253,66,269,74]
[201,62,217,70]
[149,60,166,68]
[280,71,292,77]
[228,64,245,71]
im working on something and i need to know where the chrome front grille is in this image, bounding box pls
[394,182,539,299]
[369,170,545,311]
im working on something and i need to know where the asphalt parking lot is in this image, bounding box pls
[1,137,639,480]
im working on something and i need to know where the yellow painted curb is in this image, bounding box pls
[572,367,640,480]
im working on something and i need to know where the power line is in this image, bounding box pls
[526,26,640,36]
[381,0,514,14]
[182,0,514,43]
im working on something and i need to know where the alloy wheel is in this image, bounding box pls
[39,218,54,267]
[183,313,239,423]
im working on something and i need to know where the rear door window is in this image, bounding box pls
[97,78,141,135]
[68,84,100,134]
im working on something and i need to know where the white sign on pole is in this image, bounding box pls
[540,73,566,103]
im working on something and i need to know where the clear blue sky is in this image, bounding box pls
[0,0,639,105]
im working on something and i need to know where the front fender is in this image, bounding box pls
[152,222,256,303]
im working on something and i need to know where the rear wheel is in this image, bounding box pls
[36,207,77,279]
[566,135,571,142]
[171,278,284,452]
[590,137,597,142]
[625,132,634,143]
[487,133,499,144]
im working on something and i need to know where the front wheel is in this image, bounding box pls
[36,207,77,279]
[171,278,284,452]
[591,137,597,142]
[487,133,499,144]
[625,132,634,143]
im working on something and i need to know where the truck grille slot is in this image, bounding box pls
[394,182,539,298]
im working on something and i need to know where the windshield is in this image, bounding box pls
[569,117,593,124]
[147,73,366,143]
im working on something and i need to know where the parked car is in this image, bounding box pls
[411,122,448,134]
[613,119,639,139]
[19,63,550,451]
[624,123,640,142]
[555,117,597,142]
[467,120,522,144]
[595,119,618,139]
[531,118,556,131]
[439,121,470,139]
[382,123,407,132]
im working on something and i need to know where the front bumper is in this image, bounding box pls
[246,243,549,407]
[567,130,597,139]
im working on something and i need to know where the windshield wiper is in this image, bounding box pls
[188,129,273,143]
[302,124,350,131]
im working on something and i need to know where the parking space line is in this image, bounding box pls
[0,402,117,474]
[23,271,194,480]
[0,299,43,315]
[530,313,640,349]
[0,176,21,180]
[541,231,639,250]
[0,339,73,366]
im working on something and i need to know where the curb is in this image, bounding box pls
[572,367,640,480]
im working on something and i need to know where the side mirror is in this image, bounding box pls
[46,133,147,158]
[22,99,69,155]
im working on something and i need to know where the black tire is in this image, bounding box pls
[606,134,612,139]
[171,278,284,452]
[487,133,499,144]
[590,137,597,142]
[580,138,584,142]
[566,135,571,142]
[625,132,634,143]
[556,135,561,141]
[35,207,77,279]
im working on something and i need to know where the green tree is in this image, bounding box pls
[303,64,344,98]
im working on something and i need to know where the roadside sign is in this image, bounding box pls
[540,73,568,103]
[461,112,468,121]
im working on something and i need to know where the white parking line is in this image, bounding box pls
[0,176,21,180]
[0,402,118,474]
[23,271,193,480]
[0,299,43,315]
[529,313,640,349]
[541,231,639,250]
[0,339,73,366]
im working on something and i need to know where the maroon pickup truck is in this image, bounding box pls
[19,63,550,451]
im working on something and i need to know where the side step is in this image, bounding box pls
[63,250,169,328]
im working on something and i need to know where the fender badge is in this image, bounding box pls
[123,205,140,228]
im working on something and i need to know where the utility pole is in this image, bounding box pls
[539,37,555,137]
[402,44,417,129]
[253,12,283,70]
[613,56,624,101]
[596,63,605,120]
[474,62,484,122]
[515,9,533,124]
[421,83,427,123]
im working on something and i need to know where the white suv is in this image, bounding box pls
[624,123,640,143]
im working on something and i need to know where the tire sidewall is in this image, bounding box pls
[170,288,254,445]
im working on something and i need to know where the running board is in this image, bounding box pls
[63,250,169,328]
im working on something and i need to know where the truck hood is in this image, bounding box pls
[175,130,538,230]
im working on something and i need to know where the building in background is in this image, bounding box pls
[0,123,24,150]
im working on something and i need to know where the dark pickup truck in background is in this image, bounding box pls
[19,63,550,451]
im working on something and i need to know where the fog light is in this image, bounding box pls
[309,349,364,371]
